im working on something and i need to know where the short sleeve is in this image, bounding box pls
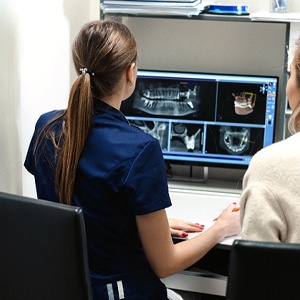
[24,111,55,175]
[123,140,172,215]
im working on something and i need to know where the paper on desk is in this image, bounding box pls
[250,11,300,22]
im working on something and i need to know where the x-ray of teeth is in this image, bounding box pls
[132,82,200,116]
[171,123,201,152]
[219,126,250,155]
[129,120,169,150]
[233,92,257,115]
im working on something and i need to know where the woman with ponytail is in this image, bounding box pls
[25,20,240,300]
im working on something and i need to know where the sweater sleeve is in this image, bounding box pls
[240,181,287,242]
[240,151,287,242]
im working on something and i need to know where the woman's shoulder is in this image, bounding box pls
[127,123,157,140]
[242,134,300,188]
[38,109,63,120]
[249,133,300,169]
[257,133,300,155]
[123,125,161,155]
[36,110,64,128]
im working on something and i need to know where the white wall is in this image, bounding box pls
[0,0,99,197]
[0,1,21,194]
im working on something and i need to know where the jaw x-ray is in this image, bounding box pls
[219,126,250,155]
[132,79,200,117]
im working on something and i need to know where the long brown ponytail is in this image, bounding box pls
[34,20,137,205]
[56,72,93,205]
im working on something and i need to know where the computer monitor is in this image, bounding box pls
[121,70,279,169]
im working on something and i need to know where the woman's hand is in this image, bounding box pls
[168,218,204,238]
[213,203,241,238]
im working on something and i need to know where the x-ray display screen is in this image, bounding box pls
[121,70,278,168]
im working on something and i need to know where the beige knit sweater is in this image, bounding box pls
[240,132,300,243]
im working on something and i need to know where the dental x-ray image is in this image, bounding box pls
[206,125,264,156]
[170,123,202,152]
[122,77,218,121]
[219,126,250,155]
[137,83,198,116]
[125,78,201,118]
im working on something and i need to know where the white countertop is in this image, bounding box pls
[167,181,242,245]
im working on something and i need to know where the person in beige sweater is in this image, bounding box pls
[240,38,300,242]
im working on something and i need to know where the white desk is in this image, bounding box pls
[161,183,242,297]
[167,184,241,244]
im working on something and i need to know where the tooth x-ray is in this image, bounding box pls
[170,123,202,152]
[121,70,278,168]
[130,78,200,117]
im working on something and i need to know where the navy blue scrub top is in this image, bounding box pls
[24,99,172,300]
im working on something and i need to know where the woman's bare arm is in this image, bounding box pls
[136,203,240,278]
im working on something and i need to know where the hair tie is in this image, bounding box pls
[79,67,95,76]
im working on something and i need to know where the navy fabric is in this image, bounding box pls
[24,99,172,299]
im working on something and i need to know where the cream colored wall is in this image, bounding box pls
[0,0,99,197]
[0,2,20,194]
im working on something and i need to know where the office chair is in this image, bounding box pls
[226,239,300,300]
[0,191,93,300]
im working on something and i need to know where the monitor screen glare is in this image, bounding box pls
[121,70,278,168]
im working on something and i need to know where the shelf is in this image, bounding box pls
[101,8,292,24]
[101,10,253,22]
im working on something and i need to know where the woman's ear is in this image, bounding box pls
[126,63,136,86]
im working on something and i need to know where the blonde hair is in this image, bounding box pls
[35,20,138,205]
[288,38,300,134]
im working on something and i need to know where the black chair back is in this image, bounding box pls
[0,191,93,300]
[226,239,300,300]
